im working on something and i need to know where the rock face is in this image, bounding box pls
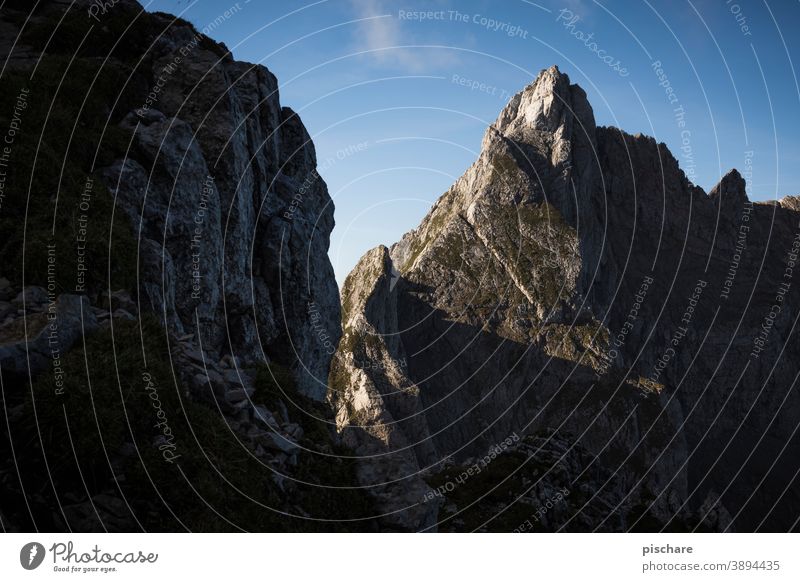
[97,6,339,399]
[3,0,339,401]
[0,1,364,533]
[0,291,97,378]
[332,66,800,532]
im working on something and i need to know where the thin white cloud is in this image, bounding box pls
[349,0,460,72]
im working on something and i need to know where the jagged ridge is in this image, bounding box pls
[332,65,800,532]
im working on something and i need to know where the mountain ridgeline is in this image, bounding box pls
[330,66,800,532]
[1,0,798,533]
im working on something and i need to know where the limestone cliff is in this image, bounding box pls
[332,66,800,532]
[101,6,340,400]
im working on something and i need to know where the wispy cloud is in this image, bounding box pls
[349,0,460,72]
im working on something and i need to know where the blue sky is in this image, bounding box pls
[146,0,800,285]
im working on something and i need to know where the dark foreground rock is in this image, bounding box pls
[0,0,366,532]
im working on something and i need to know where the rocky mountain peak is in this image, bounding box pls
[471,66,600,255]
[709,168,749,211]
[332,66,800,532]
[494,65,593,135]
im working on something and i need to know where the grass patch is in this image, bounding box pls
[4,317,375,531]
[253,360,378,530]
[0,54,141,294]
[429,451,547,532]
[7,317,285,530]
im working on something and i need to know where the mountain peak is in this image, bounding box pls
[332,62,800,533]
[523,64,570,95]
[493,65,594,138]
[709,168,749,209]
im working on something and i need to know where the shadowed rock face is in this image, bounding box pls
[0,1,362,533]
[94,4,340,399]
[0,1,338,397]
[332,65,800,532]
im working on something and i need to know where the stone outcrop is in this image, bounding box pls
[332,66,800,532]
[0,288,97,378]
[1,0,339,399]
[0,0,359,532]
[98,5,339,400]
